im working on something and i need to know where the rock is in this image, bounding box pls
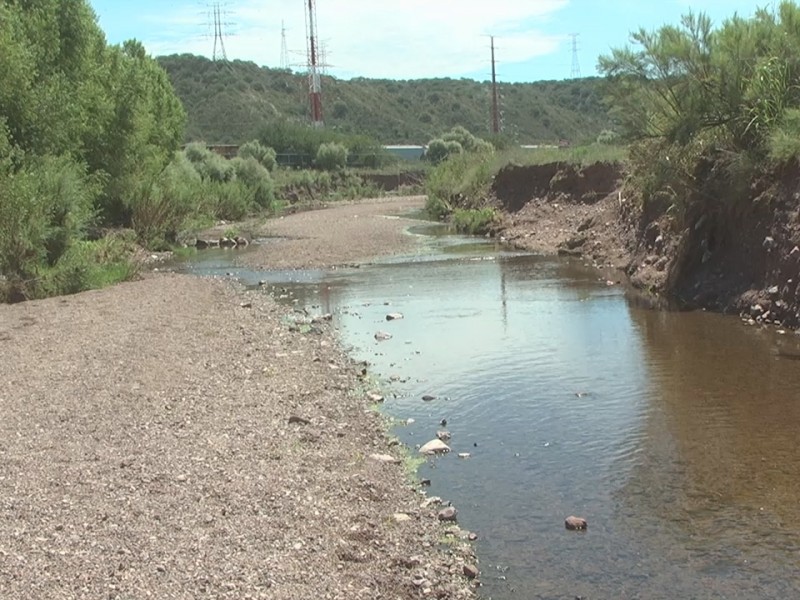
[436,430,451,442]
[564,235,587,250]
[421,496,442,508]
[240,301,252,309]
[419,439,451,455]
[438,506,458,522]
[468,532,478,541]
[576,216,596,232]
[457,453,471,459]
[768,285,780,297]
[366,392,384,403]
[374,331,393,341]
[421,394,437,401]
[219,237,236,248]
[751,304,764,317]
[195,239,209,250]
[419,478,431,487]
[288,415,311,425]
[763,236,776,251]
[565,516,588,530]
[311,313,333,323]
[440,418,447,426]
[393,513,412,523]
[463,564,479,579]
[370,454,400,464]
[234,236,249,247]
[386,312,404,321]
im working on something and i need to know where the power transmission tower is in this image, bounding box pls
[208,2,231,61]
[280,20,290,69]
[490,36,501,134]
[570,33,581,78]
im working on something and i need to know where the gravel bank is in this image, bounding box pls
[0,197,477,599]
[239,196,427,269]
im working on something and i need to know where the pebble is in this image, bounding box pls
[463,564,479,579]
[419,439,451,455]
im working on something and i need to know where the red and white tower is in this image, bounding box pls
[305,0,323,127]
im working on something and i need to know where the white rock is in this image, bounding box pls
[370,453,400,464]
[419,439,451,455]
[386,312,404,321]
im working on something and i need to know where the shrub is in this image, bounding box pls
[768,108,800,162]
[426,151,493,216]
[128,152,203,249]
[316,142,348,171]
[0,155,100,300]
[208,181,252,220]
[231,156,275,209]
[597,129,620,145]
[452,208,496,235]
[238,140,277,171]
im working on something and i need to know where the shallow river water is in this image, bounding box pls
[180,226,800,599]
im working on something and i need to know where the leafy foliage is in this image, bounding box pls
[315,142,348,171]
[599,1,800,222]
[157,54,613,145]
[0,0,185,300]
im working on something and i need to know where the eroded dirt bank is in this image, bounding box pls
[0,199,476,599]
[493,160,800,328]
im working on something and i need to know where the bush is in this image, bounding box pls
[597,129,620,145]
[208,181,252,220]
[452,208,496,235]
[768,108,800,162]
[238,140,277,171]
[425,138,450,164]
[231,156,276,209]
[128,152,203,249]
[316,142,348,171]
[426,151,493,217]
[0,155,100,300]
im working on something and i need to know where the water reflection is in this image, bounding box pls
[177,233,800,598]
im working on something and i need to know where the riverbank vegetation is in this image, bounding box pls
[600,2,800,226]
[0,1,407,303]
[424,124,625,233]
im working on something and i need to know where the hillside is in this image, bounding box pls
[157,54,613,145]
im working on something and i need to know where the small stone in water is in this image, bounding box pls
[565,516,588,530]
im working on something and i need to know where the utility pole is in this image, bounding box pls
[570,33,581,78]
[490,36,501,134]
[305,0,323,127]
[280,20,290,69]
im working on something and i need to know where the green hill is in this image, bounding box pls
[157,54,613,146]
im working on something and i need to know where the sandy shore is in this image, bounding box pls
[0,197,477,599]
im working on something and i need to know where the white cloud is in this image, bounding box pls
[140,0,568,79]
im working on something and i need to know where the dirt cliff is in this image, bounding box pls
[492,159,800,329]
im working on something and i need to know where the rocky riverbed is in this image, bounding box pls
[0,197,477,599]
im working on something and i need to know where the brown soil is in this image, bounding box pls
[494,162,632,275]
[493,159,800,328]
[0,197,477,600]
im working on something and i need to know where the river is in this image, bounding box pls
[179,225,800,599]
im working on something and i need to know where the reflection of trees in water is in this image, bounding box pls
[615,306,800,584]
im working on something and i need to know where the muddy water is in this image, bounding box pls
[179,231,800,599]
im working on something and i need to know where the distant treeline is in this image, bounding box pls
[157,54,613,146]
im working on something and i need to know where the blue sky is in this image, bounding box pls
[89,0,776,82]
